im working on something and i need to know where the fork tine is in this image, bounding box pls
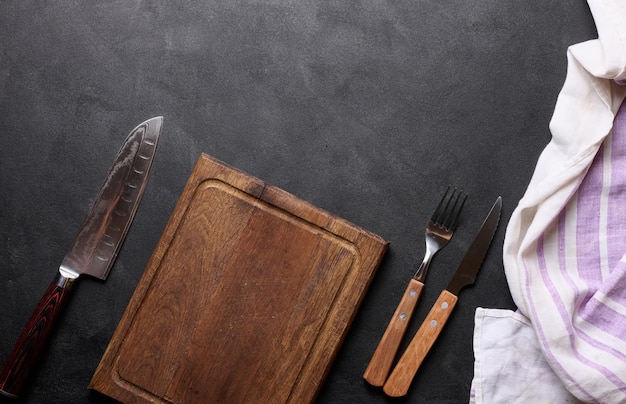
[431,187,467,230]
[448,192,467,230]
[431,186,452,224]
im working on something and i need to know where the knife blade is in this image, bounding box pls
[383,196,502,397]
[0,116,163,398]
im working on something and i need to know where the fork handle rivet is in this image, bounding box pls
[399,313,407,320]
[410,290,417,297]
[441,302,449,310]
[430,320,438,328]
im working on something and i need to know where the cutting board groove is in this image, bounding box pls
[90,153,387,403]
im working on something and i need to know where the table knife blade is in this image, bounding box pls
[0,116,163,398]
[383,196,502,397]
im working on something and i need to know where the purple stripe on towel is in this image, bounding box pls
[575,142,604,292]
[535,235,626,395]
[558,203,626,363]
[579,297,626,342]
[607,100,626,270]
[600,259,626,307]
[530,236,595,401]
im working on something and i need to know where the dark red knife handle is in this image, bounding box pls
[0,273,75,398]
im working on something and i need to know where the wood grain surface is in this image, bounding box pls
[0,278,72,398]
[362,278,423,386]
[383,289,459,397]
[89,153,388,403]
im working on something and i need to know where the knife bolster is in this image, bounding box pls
[55,269,78,289]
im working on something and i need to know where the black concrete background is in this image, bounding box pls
[0,1,597,403]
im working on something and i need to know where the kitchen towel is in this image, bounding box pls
[470,0,626,402]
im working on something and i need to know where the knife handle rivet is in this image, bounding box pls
[430,320,438,328]
[399,313,407,320]
[441,302,449,310]
[410,289,417,297]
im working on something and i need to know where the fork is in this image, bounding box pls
[363,186,467,387]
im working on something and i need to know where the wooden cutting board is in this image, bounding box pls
[89,153,388,403]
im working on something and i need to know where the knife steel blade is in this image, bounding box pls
[0,116,163,398]
[383,196,502,397]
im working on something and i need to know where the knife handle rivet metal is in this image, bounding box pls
[383,196,502,397]
[0,117,162,398]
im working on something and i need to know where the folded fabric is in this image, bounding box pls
[471,0,626,402]
[470,308,581,404]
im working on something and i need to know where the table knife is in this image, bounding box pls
[383,196,501,397]
[0,117,163,398]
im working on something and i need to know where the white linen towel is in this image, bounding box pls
[471,1,626,402]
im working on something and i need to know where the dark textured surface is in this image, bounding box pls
[0,1,596,403]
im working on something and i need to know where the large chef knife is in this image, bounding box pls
[0,117,163,398]
[383,196,501,397]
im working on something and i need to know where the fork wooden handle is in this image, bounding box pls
[383,289,458,397]
[363,279,424,386]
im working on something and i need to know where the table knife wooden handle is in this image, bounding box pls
[0,273,74,398]
[363,278,424,386]
[383,289,458,397]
